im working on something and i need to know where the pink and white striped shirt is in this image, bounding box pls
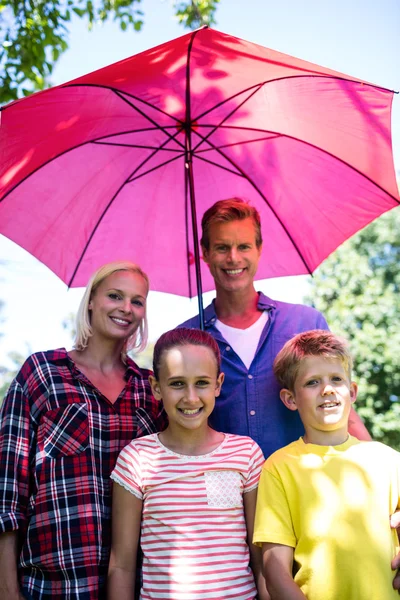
[111,432,265,600]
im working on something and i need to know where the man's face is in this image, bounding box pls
[202,218,262,294]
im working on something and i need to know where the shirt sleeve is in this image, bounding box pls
[316,310,329,330]
[253,463,297,548]
[244,441,265,493]
[111,442,143,500]
[0,378,32,533]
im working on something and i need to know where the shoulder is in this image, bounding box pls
[125,355,153,379]
[15,348,68,382]
[263,439,303,470]
[177,301,215,329]
[224,434,264,458]
[120,433,159,457]
[349,438,400,460]
[259,293,328,330]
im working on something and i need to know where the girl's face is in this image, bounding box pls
[88,270,147,342]
[150,344,224,433]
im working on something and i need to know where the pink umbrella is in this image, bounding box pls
[1,27,399,326]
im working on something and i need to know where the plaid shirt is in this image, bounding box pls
[0,348,166,600]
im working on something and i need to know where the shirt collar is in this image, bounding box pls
[203,291,276,327]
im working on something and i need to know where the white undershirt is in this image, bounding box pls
[215,311,268,370]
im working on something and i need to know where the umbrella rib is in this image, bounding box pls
[93,140,183,153]
[197,124,400,206]
[111,88,186,150]
[65,82,186,128]
[192,74,395,124]
[67,151,183,287]
[192,84,263,153]
[0,128,182,204]
[191,128,314,274]
[194,153,245,177]
[127,153,184,182]
[195,134,282,154]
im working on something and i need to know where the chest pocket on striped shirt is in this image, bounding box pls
[39,403,89,458]
[205,470,242,508]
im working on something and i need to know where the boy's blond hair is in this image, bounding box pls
[273,330,353,391]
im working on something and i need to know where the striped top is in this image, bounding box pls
[111,433,265,600]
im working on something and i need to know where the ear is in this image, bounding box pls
[280,388,298,412]
[215,372,225,397]
[202,244,210,266]
[350,381,358,404]
[149,375,162,401]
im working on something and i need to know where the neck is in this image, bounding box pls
[74,336,126,371]
[214,287,260,327]
[303,426,349,446]
[159,424,223,456]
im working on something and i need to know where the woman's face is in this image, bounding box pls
[88,270,147,343]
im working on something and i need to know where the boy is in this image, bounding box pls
[253,330,400,600]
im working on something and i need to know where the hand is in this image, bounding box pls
[391,511,400,592]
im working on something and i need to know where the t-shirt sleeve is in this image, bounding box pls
[253,462,297,548]
[111,442,143,500]
[244,441,265,493]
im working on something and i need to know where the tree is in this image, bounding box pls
[307,207,400,450]
[0,0,220,104]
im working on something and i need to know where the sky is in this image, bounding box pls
[0,0,399,368]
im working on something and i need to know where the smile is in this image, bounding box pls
[179,408,202,415]
[224,268,245,276]
[318,401,340,408]
[110,317,131,326]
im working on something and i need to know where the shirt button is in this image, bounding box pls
[226,346,230,351]
[248,374,253,379]
[250,410,256,416]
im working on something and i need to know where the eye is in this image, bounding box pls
[170,381,184,388]
[108,292,121,300]
[215,245,228,252]
[332,376,343,383]
[238,244,251,251]
[305,379,318,387]
[132,299,144,307]
[196,379,210,387]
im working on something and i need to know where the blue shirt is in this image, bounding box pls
[179,293,328,458]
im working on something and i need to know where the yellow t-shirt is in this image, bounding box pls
[253,436,400,600]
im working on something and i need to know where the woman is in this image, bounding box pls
[0,261,165,600]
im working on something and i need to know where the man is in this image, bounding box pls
[179,198,370,459]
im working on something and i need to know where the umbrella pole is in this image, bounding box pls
[185,157,205,330]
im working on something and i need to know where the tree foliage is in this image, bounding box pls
[307,207,400,450]
[0,0,220,104]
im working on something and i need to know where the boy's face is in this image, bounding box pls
[280,356,358,444]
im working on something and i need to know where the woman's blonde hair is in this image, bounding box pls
[74,261,150,356]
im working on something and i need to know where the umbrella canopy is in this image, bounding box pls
[1,27,399,302]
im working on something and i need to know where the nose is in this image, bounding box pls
[186,385,199,403]
[322,384,335,396]
[227,247,238,263]
[120,298,131,313]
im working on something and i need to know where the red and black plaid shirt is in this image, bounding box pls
[0,348,166,599]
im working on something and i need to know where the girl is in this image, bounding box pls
[0,261,165,600]
[108,328,269,600]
